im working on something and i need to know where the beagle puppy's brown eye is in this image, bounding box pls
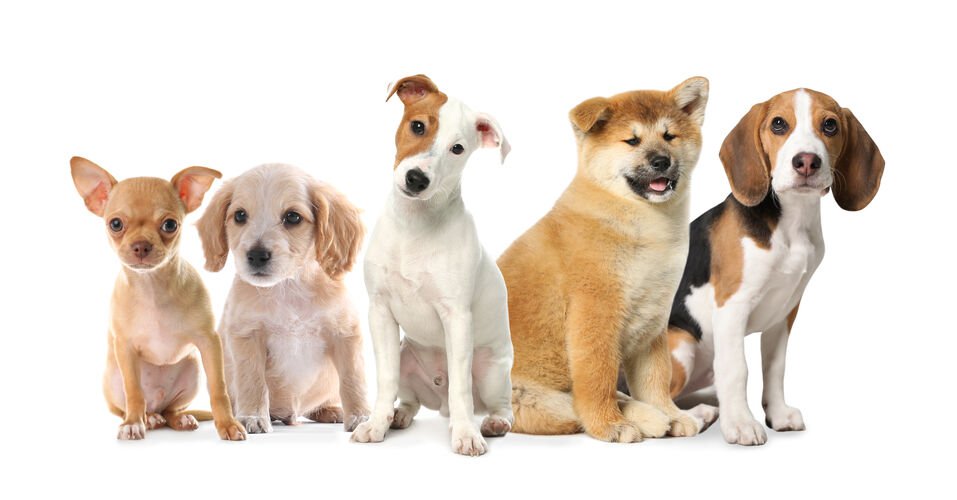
[161,219,178,233]
[450,144,465,155]
[770,117,789,135]
[663,131,676,142]
[410,120,426,136]
[234,209,248,224]
[109,218,123,232]
[624,136,641,146]
[283,211,302,226]
[822,118,839,137]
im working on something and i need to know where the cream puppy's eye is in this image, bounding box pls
[624,136,640,146]
[109,218,123,232]
[450,144,465,155]
[234,209,248,224]
[161,219,178,233]
[411,121,425,136]
[283,211,302,226]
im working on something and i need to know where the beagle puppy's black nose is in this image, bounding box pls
[792,153,821,177]
[405,168,430,193]
[247,247,271,269]
[650,155,672,172]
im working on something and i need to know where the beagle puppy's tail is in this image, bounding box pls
[511,379,582,435]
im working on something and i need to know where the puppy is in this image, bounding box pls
[498,78,709,442]
[667,89,884,445]
[197,163,369,433]
[71,156,245,441]
[351,75,513,456]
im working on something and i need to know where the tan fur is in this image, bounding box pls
[386,74,449,169]
[500,78,708,441]
[786,302,800,332]
[667,327,696,398]
[71,156,245,441]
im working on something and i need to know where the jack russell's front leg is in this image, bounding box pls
[713,305,767,445]
[438,305,487,456]
[351,301,400,444]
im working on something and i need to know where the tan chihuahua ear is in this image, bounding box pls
[719,102,772,206]
[171,167,222,213]
[311,181,365,280]
[195,180,233,272]
[832,108,884,211]
[569,97,612,136]
[386,74,440,106]
[70,156,117,216]
[670,76,710,127]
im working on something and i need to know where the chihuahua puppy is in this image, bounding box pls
[71,156,245,441]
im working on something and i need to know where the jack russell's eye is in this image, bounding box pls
[663,131,676,142]
[283,211,302,226]
[624,136,640,146]
[822,118,839,137]
[234,209,248,224]
[410,120,426,136]
[109,218,123,232]
[161,219,178,233]
[450,144,465,155]
[771,117,789,135]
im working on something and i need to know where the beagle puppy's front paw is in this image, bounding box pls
[451,425,488,456]
[117,420,146,440]
[238,415,272,434]
[351,417,390,443]
[721,417,768,446]
[216,419,248,441]
[765,405,805,432]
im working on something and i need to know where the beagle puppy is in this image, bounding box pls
[666,89,884,445]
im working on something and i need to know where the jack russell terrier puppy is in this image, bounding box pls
[197,163,369,434]
[351,75,513,456]
[667,89,884,445]
[70,156,245,441]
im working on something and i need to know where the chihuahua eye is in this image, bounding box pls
[410,120,426,136]
[450,144,465,155]
[283,211,302,226]
[663,131,676,142]
[161,219,178,233]
[822,118,839,137]
[624,136,640,146]
[109,218,123,232]
[771,117,790,135]
[234,209,248,224]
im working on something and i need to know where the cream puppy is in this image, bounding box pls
[197,163,369,433]
[351,75,513,456]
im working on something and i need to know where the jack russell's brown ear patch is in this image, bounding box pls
[387,74,440,106]
[720,102,772,207]
[832,108,884,211]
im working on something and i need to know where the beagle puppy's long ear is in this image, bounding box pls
[832,108,884,211]
[311,182,365,280]
[720,102,772,206]
[170,167,221,213]
[386,74,440,106]
[569,97,612,136]
[70,156,118,216]
[475,112,510,163]
[195,180,233,272]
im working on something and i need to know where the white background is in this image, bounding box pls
[2,1,954,498]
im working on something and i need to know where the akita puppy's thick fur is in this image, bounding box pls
[498,77,709,442]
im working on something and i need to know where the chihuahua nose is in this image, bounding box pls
[792,153,822,177]
[247,248,271,269]
[131,241,153,259]
[405,168,430,193]
[650,155,671,172]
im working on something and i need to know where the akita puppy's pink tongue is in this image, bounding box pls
[649,178,670,192]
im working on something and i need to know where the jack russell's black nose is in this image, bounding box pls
[650,155,671,172]
[792,153,822,177]
[247,248,271,269]
[405,168,430,193]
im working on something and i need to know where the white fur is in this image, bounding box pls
[353,97,514,456]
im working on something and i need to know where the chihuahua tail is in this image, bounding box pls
[183,409,214,421]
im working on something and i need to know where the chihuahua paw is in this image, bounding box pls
[167,413,199,431]
[117,421,146,440]
[145,413,167,430]
[238,415,272,434]
[216,419,247,441]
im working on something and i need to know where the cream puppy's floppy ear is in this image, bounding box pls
[70,156,117,216]
[720,101,772,206]
[475,113,511,164]
[171,167,222,213]
[311,181,364,280]
[196,180,233,272]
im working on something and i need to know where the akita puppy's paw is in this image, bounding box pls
[590,420,644,443]
[667,412,700,437]
[619,400,670,438]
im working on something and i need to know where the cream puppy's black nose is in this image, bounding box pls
[247,248,271,269]
[405,168,430,193]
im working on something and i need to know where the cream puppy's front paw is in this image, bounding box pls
[721,417,768,446]
[765,405,805,432]
[238,415,272,434]
[117,421,146,440]
[451,424,488,456]
[351,417,390,443]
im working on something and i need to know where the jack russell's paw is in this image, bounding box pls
[721,417,768,446]
[668,412,701,437]
[619,400,670,438]
[117,420,146,440]
[391,406,415,430]
[145,413,167,430]
[345,413,370,432]
[765,405,806,432]
[216,419,247,441]
[480,414,512,437]
[238,415,273,434]
[351,417,390,443]
[451,425,488,456]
